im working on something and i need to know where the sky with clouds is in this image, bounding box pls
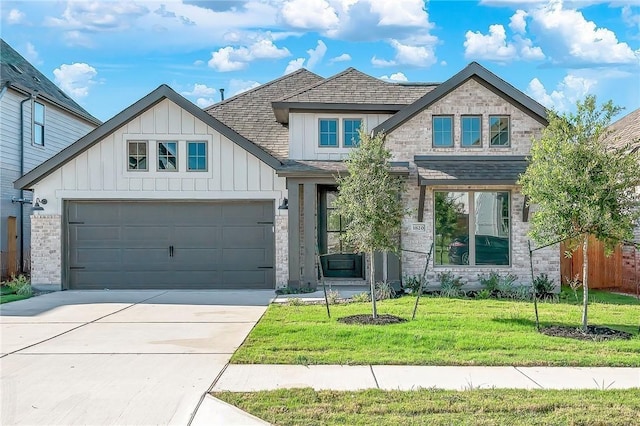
[2,0,638,122]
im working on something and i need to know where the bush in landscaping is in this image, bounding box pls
[478,271,518,299]
[437,272,464,298]
[402,274,424,294]
[3,275,32,297]
[351,292,370,303]
[375,281,396,301]
[533,273,557,299]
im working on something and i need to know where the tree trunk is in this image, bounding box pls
[370,250,377,319]
[581,235,589,331]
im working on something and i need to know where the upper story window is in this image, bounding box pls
[461,116,482,147]
[490,116,510,146]
[343,119,362,147]
[33,101,45,146]
[188,141,207,171]
[432,116,453,147]
[158,141,177,171]
[319,119,338,147]
[128,141,148,171]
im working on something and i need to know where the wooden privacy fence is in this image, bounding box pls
[560,235,639,294]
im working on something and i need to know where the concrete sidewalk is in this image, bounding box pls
[212,365,640,392]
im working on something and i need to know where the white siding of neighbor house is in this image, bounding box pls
[288,112,392,160]
[30,99,287,215]
[0,88,97,265]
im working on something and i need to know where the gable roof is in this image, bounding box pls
[373,62,548,135]
[605,108,640,150]
[15,84,283,190]
[271,67,437,123]
[1,39,100,126]
[206,68,323,160]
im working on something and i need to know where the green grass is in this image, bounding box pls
[214,388,640,426]
[232,289,640,366]
[0,285,31,304]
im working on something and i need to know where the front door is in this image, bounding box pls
[318,186,364,278]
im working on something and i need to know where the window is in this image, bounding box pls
[461,116,482,147]
[33,102,45,146]
[128,141,148,171]
[432,116,453,147]
[490,116,510,146]
[157,141,177,171]
[319,119,338,147]
[324,190,354,254]
[435,191,510,266]
[187,141,207,171]
[343,119,362,147]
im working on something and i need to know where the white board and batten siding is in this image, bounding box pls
[32,99,286,215]
[288,112,392,160]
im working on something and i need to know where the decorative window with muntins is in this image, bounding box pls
[128,141,148,171]
[343,119,362,147]
[433,116,453,147]
[188,141,207,171]
[33,102,45,146]
[319,119,338,147]
[490,116,510,146]
[158,141,177,171]
[461,116,482,147]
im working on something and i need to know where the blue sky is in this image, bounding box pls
[2,0,639,122]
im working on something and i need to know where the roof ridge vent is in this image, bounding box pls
[9,63,23,74]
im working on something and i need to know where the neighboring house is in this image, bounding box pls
[15,62,559,291]
[0,39,100,278]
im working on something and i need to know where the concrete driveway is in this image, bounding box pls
[0,290,273,425]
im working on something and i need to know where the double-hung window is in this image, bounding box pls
[187,141,207,171]
[490,116,510,146]
[157,141,177,171]
[461,116,482,147]
[432,116,453,147]
[434,191,510,266]
[343,119,362,147]
[33,102,45,146]
[319,119,338,147]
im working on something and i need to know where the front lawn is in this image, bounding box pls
[232,289,640,366]
[0,285,30,304]
[214,388,640,426]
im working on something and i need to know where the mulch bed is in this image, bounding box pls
[338,314,407,325]
[540,325,633,341]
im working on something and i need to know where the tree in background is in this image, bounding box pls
[434,192,464,264]
[334,129,407,318]
[519,95,640,330]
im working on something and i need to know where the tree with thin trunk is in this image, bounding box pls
[334,129,407,318]
[519,96,640,330]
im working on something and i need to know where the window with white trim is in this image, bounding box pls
[187,141,207,171]
[128,141,148,171]
[157,141,177,171]
[33,102,45,146]
[319,118,338,147]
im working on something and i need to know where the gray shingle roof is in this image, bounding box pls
[205,69,323,160]
[276,67,437,104]
[1,39,100,125]
[277,160,410,177]
[415,155,528,185]
[605,108,640,150]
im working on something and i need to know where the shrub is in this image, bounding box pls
[437,272,464,298]
[533,273,557,300]
[287,297,303,306]
[351,292,370,303]
[374,282,396,301]
[327,290,341,305]
[4,275,32,297]
[403,274,425,294]
[475,289,492,299]
[512,285,532,301]
[478,271,517,298]
[564,274,582,302]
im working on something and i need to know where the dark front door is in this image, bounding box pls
[318,187,364,278]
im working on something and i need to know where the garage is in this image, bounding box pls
[65,201,275,290]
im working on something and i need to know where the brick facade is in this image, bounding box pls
[30,214,62,288]
[275,212,288,288]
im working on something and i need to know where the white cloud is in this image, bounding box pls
[23,42,42,65]
[378,72,408,82]
[464,25,518,61]
[193,59,205,66]
[182,83,217,98]
[329,53,351,63]
[53,63,98,100]
[306,40,327,70]
[529,1,639,66]
[45,1,149,32]
[527,73,596,111]
[7,8,25,24]
[622,5,640,32]
[228,79,261,96]
[280,0,339,30]
[195,97,216,108]
[368,0,431,27]
[208,39,290,72]
[371,56,397,67]
[390,39,437,67]
[515,35,545,60]
[284,58,305,74]
[509,9,528,34]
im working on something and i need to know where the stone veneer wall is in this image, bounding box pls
[399,171,560,290]
[30,214,62,287]
[275,213,288,288]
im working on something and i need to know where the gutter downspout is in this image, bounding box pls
[19,90,35,274]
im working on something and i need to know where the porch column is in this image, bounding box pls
[302,182,317,288]
[287,179,301,287]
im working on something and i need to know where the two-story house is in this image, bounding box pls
[15,62,559,291]
[1,39,100,278]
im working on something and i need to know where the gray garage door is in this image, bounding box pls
[66,201,274,290]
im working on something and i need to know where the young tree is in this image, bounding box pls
[519,96,640,330]
[334,129,407,318]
